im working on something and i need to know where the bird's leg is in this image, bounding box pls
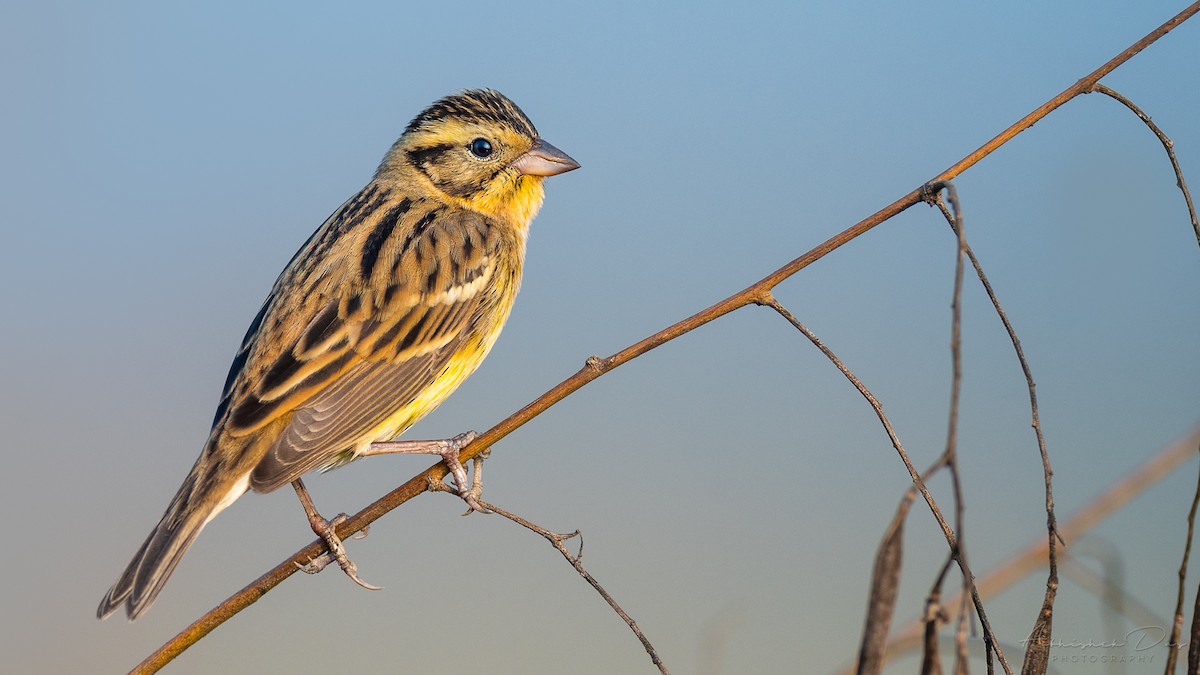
[467,447,490,507]
[290,478,381,590]
[361,431,490,514]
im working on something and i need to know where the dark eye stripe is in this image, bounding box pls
[406,143,455,169]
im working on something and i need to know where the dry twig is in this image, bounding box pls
[452,491,672,675]
[1087,83,1200,248]
[766,290,1011,674]
[922,574,949,675]
[931,176,1068,674]
[929,183,981,675]
[1166,453,1200,673]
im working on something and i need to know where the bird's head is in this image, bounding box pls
[379,89,579,227]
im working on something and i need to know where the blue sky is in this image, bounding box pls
[3,1,1198,673]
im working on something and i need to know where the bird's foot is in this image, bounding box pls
[452,446,491,516]
[297,513,381,590]
[291,479,381,591]
[365,431,490,515]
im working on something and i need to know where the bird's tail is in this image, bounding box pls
[97,447,249,621]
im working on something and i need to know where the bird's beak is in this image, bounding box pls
[510,139,580,176]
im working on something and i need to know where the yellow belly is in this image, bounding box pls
[360,334,493,448]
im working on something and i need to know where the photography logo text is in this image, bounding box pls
[1020,626,1184,665]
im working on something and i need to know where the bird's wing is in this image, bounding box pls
[246,287,488,492]
[213,193,501,493]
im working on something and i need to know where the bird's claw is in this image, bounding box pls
[452,447,492,515]
[365,431,491,514]
[302,512,382,590]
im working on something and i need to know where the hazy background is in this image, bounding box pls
[3,1,1198,673]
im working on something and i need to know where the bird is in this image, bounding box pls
[97,89,579,621]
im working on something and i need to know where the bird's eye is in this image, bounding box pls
[469,138,494,158]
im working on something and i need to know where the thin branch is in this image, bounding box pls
[922,559,952,675]
[1190,576,1200,675]
[1168,450,1200,673]
[955,588,972,675]
[462,494,672,675]
[131,4,1200,670]
[761,296,952,543]
[929,186,1063,675]
[763,295,1010,674]
[1087,83,1200,248]
[930,182,980,675]
[924,519,963,673]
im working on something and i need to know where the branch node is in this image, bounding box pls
[921,180,950,206]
